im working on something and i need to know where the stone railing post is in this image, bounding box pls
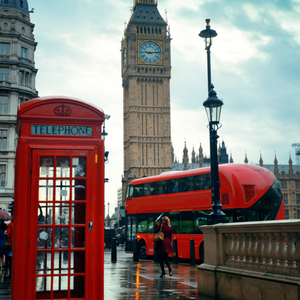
[285,233,296,273]
[225,233,234,266]
[245,233,253,267]
[233,233,241,267]
[292,233,300,276]
[239,233,246,266]
[264,233,273,267]
[275,233,287,272]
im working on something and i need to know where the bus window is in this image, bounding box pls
[133,185,144,197]
[137,214,148,233]
[180,211,195,234]
[179,176,193,192]
[195,211,209,233]
[132,216,137,238]
[224,209,244,222]
[167,179,179,193]
[148,215,154,232]
[126,216,132,241]
[126,185,133,198]
[144,182,155,196]
[155,181,167,195]
[193,175,202,190]
[168,212,180,233]
[203,174,211,190]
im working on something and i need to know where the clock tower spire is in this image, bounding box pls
[121,0,172,201]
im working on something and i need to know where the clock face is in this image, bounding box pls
[139,41,162,64]
[123,47,126,69]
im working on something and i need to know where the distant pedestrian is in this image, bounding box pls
[5,217,13,277]
[154,216,173,278]
[0,220,8,268]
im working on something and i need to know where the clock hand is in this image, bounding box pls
[145,51,156,54]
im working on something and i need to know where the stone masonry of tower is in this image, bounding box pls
[0,0,38,211]
[121,0,172,201]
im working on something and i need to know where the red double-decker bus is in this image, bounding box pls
[125,164,285,262]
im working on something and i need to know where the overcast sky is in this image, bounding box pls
[28,0,300,213]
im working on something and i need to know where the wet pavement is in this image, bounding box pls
[104,247,212,299]
[0,247,213,299]
[0,267,11,300]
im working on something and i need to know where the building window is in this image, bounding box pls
[297,210,300,219]
[145,85,147,106]
[21,47,27,59]
[0,130,7,150]
[153,115,155,136]
[285,209,289,219]
[154,145,156,166]
[283,193,288,204]
[19,70,24,84]
[0,165,6,188]
[0,67,9,81]
[281,181,287,189]
[296,182,300,189]
[19,97,27,105]
[153,85,155,106]
[142,116,143,135]
[0,43,10,55]
[0,96,8,114]
[145,116,147,136]
[297,194,300,205]
[141,85,143,105]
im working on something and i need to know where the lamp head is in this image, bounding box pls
[199,19,217,49]
[203,85,223,124]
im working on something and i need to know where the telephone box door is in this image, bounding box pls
[30,149,94,300]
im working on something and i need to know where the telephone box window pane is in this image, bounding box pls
[72,180,86,200]
[70,251,85,274]
[37,228,52,249]
[54,227,69,249]
[38,203,53,225]
[72,157,86,177]
[36,252,52,275]
[53,276,68,297]
[54,251,69,274]
[56,180,70,201]
[39,180,53,201]
[36,276,51,293]
[55,203,70,225]
[71,227,85,248]
[72,203,86,224]
[40,157,54,177]
[70,276,85,298]
[56,157,70,178]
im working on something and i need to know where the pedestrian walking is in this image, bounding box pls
[0,220,8,269]
[154,216,173,278]
[5,218,13,277]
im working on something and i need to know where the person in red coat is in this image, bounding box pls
[5,218,13,277]
[154,216,173,277]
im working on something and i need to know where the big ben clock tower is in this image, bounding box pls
[121,0,172,200]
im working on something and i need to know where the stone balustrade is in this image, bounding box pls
[198,220,300,300]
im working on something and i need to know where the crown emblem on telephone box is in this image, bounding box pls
[54,104,72,117]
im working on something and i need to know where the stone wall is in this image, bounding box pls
[197,220,300,300]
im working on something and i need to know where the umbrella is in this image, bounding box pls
[0,210,11,221]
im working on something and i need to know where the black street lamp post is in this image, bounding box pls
[199,19,227,225]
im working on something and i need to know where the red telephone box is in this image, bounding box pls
[12,96,105,300]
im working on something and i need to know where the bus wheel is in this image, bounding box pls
[138,240,147,259]
[199,242,204,264]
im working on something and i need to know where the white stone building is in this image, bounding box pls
[0,0,38,211]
